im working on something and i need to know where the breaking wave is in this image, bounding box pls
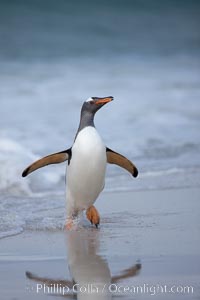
[0,137,64,197]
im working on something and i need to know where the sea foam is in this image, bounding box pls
[0,136,64,196]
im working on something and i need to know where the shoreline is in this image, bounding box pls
[0,187,200,299]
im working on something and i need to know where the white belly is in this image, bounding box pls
[66,127,106,216]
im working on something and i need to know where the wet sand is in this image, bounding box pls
[0,188,200,299]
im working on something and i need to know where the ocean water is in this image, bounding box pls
[0,0,200,238]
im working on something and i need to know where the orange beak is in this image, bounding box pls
[95,96,113,105]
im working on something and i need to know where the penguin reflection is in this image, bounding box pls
[26,229,141,299]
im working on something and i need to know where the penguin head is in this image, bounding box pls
[81,96,113,115]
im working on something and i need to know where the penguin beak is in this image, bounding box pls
[95,96,113,105]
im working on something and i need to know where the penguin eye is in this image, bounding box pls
[89,100,95,104]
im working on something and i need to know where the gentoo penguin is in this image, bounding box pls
[22,96,138,228]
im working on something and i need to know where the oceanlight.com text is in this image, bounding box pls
[27,282,194,296]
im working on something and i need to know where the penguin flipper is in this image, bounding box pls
[106,147,138,177]
[22,149,71,177]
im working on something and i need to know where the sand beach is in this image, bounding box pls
[1,188,199,300]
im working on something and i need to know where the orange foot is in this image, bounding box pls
[64,219,74,230]
[86,206,100,228]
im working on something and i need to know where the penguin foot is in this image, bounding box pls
[64,219,74,230]
[86,206,100,228]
